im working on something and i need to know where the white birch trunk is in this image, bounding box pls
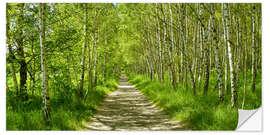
[78,4,88,97]
[40,3,51,121]
[223,3,238,107]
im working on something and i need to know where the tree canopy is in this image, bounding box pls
[6,3,261,130]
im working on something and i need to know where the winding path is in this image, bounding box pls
[84,72,183,130]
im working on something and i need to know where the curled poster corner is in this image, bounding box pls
[236,107,262,131]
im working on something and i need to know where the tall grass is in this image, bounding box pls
[127,70,261,130]
[6,78,118,130]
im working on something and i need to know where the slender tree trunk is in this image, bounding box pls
[31,35,36,96]
[89,28,95,86]
[103,42,107,81]
[71,56,78,84]
[84,5,93,102]
[251,4,256,93]
[17,3,28,97]
[6,4,19,94]
[156,4,163,82]
[235,14,241,90]
[198,24,203,92]
[92,10,98,87]
[40,3,51,121]
[93,31,98,87]
[148,15,155,81]
[211,4,223,101]
[169,4,176,88]
[78,4,88,97]
[103,53,106,81]
[183,5,187,89]
[195,21,201,91]
[223,3,238,108]
[242,13,248,109]
[203,13,210,96]
[256,5,261,72]
[222,6,229,95]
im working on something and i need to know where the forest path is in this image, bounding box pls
[83,72,183,130]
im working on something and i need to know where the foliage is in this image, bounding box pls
[6,78,118,130]
[128,69,261,130]
[6,3,262,130]
[6,3,121,130]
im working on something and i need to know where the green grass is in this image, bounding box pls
[6,78,118,130]
[127,70,261,130]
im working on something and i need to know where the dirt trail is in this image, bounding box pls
[84,72,183,130]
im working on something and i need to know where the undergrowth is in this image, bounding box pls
[6,78,118,130]
[127,70,261,130]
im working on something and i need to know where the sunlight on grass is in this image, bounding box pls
[127,71,261,130]
[6,79,119,130]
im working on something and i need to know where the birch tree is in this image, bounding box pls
[251,4,256,93]
[78,4,88,97]
[40,3,51,121]
[223,3,237,107]
[211,4,223,101]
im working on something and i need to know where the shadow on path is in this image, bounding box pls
[83,72,183,130]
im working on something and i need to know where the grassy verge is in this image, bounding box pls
[6,78,118,130]
[127,71,261,130]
